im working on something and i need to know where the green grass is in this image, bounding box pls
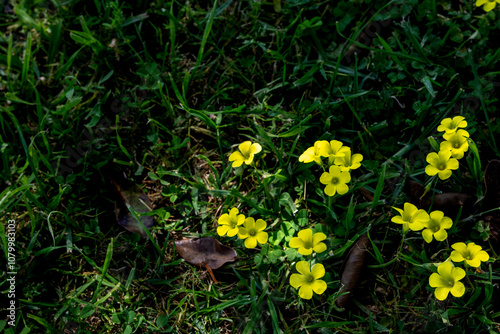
[1,0,500,333]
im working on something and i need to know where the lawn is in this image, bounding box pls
[1,0,500,333]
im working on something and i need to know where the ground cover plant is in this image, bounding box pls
[1,0,500,332]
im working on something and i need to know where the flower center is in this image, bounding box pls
[454,142,460,148]
[331,177,339,184]
[249,230,256,236]
[438,164,446,170]
[230,221,237,229]
[447,279,455,288]
[307,274,314,283]
[428,220,440,233]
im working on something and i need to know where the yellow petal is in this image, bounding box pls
[226,227,239,237]
[450,250,465,263]
[244,236,258,248]
[447,158,459,170]
[422,229,434,243]
[426,152,440,165]
[238,141,252,155]
[257,231,268,244]
[437,169,452,180]
[250,143,262,154]
[437,262,453,279]
[429,273,446,288]
[311,263,325,279]
[324,183,337,197]
[313,242,327,253]
[298,247,313,256]
[311,279,327,295]
[289,237,304,248]
[434,287,450,300]
[425,165,439,176]
[451,267,466,281]
[217,225,230,236]
[297,229,313,243]
[295,261,311,276]
[336,183,349,195]
[312,232,327,244]
[244,217,255,230]
[255,219,267,231]
[433,229,448,242]
[451,242,467,253]
[290,273,307,288]
[339,171,352,183]
[299,147,315,163]
[450,281,465,297]
[298,285,313,299]
[319,172,332,185]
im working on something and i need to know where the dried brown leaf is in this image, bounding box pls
[111,176,154,238]
[406,180,475,217]
[335,234,370,308]
[175,237,238,270]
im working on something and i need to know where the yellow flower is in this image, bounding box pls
[450,242,490,267]
[228,141,262,167]
[334,150,363,171]
[321,140,351,165]
[437,116,467,134]
[429,262,466,300]
[319,165,351,196]
[299,140,329,166]
[217,208,245,237]
[425,150,459,180]
[238,217,268,248]
[391,202,429,232]
[440,129,469,159]
[289,229,327,255]
[476,0,500,12]
[290,261,327,299]
[421,211,453,243]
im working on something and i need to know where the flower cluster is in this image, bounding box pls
[289,229,328,299]
[299,140,363,197]
[425,116,469,180]
[217,207,269,249]
[429,242,489,300]
[391,203,452,242]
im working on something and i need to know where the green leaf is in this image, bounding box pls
[427,136,440,152]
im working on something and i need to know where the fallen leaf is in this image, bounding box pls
[175,237,238,282]
[406,180,475,217]
[110,174,154,238]
[335,234,370,308]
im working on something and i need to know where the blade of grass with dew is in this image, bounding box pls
[92,238,113,303]
[370,164,386,216]
[115,115,133,160]
[187,0,218,91]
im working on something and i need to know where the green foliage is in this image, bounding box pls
[1,0,499,333]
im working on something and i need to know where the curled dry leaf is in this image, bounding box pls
[406,180,475,217]
[175,237,238,283]
[111,176,154,238]
[336,234,370,308]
